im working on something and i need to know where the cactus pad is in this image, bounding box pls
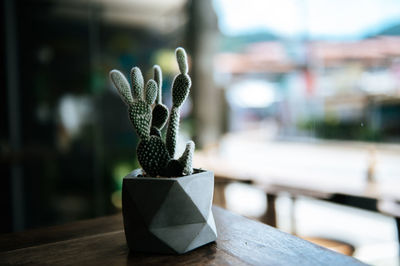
[110,70,134,106]
[145,79,157,105]
[166,107,180,158]
[129,100,151,139]
[153,65,162,104]
[178,141,195,175]
[176,47,188,74]
[151,104,169,130]
[130,67,144,99]
[137,136,170,176]
[172,74,191,108]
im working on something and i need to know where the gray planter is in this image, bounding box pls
[122,168,218,254]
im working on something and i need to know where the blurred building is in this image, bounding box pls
[215,36,400,141]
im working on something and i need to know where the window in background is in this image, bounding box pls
[212,0,400,265]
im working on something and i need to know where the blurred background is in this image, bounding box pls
[2,0,400,264]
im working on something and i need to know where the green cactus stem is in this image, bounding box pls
[178,141,195,175]
[137,136,170,176]
[153,65,162,104]
[110,70,134,106]
[151,105,169,130]
[165,106,180,158]
[130,67,144,99]
[145,79,157,105]
[127,79,158,139]
[176,47,189,74]
[128,100,151,139]
[171,74,191,108]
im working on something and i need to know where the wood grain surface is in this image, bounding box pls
[0,206,365,265]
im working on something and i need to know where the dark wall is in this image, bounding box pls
[2,0,186,233]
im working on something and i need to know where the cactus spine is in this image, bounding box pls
[110,47,194,177]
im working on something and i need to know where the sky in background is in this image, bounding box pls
[213,0,400,39]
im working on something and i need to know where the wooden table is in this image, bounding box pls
[0,206,364,265]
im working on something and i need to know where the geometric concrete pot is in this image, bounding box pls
[122,168,218,254]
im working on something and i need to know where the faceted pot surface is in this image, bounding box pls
[122,168,218,254]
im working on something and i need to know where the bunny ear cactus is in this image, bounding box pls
[110,47,195,177]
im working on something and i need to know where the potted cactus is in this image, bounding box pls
[110,47,217,254]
